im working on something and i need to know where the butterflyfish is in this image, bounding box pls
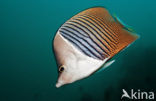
[53,7,139,88]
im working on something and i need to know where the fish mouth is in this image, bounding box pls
[56,80,65,88]
[56,79,73,88]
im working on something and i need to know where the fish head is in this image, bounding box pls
[53,32,104,88]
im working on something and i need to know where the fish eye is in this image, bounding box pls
[59,66,64,72]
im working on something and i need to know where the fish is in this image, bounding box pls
[53,7,139,88]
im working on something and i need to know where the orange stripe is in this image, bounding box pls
[78,15,118,49]
[73,17,116,50]
[84,14,119,39]
[77,8,119,39]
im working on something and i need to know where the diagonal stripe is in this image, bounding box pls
[72,17,116,50]
[60,32,92,58]
[64,22,109,56]
[61,26,107,57]
[62,23,89,38]
[60,28,104,59]
[61,25,88,38]
[59,30,103,59]
[76,15,118,47]
[82,14,119,40]
[67,20,111,53]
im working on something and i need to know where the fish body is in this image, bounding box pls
[53,7,138,88]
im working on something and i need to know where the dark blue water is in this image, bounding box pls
[0,0,156,101]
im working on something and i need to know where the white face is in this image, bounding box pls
[54,33,104,88]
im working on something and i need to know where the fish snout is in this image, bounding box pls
[56,77,74,88]
[56,80,65,88]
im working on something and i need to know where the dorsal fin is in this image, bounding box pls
[113,14,135,33]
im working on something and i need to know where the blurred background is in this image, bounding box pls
[0,0,156,101]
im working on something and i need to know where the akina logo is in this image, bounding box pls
[121,89,155,100]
